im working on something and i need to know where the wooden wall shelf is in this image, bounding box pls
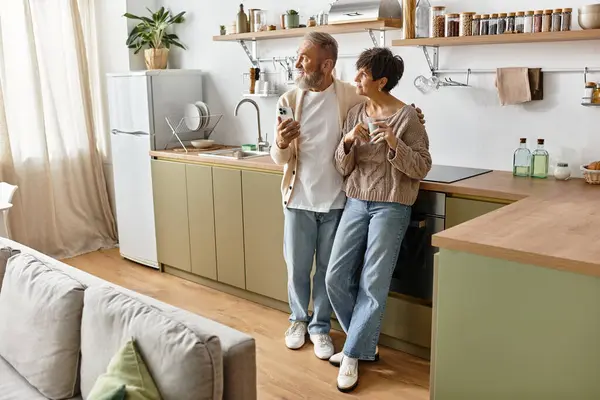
[392,29,600,47]
[213,20,401,42]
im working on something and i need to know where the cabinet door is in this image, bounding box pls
[151,160,191,271]
[212,167,246,289]
[186,164,217,280]
[445,197,507,229]
[242,171,288,303]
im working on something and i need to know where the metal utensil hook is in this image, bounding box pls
[584,67,589,83]
[441,69,470,87]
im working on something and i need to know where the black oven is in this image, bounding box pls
[390,191,445,304]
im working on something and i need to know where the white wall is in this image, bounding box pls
[108,0,600,175]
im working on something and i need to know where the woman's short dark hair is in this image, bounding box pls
[356,48,404,92]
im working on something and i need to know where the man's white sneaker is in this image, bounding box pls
[285,321,307,350]
[309,334,334,360]
[337,356,359,392]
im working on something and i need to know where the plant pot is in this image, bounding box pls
[220,29,226,35]
[144,48,169,70]
[285,14,300,29]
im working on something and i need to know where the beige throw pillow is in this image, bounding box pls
[0,253,85,399]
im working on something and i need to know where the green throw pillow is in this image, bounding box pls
[87,339,162,400]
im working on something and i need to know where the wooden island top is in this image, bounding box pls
[151,149,600,277]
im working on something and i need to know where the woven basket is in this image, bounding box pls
[581,165,600,185]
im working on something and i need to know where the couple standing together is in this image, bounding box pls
[270,32,432,392]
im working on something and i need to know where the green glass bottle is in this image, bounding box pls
[531,138,549,179]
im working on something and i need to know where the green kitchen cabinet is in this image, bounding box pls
[242,170,288,303]
[151,159,191,271]
[212,167,246,289]
[186,164,218,280]
[445,196,508,229]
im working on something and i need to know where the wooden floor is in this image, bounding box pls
[64,249,430,400]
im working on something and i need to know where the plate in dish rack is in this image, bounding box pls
[195,101,211,130]
[184,103,202,131]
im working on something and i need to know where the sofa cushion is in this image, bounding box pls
[88,339,160,400]
[0,246,19,291]
[0,254,84,399]
[0,356,47,400]
[80,286,223,400]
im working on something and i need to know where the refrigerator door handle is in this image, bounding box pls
[111,129,149,137]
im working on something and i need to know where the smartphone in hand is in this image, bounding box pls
[278,107,295,122]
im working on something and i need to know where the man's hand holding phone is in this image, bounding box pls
[276,116,301,150]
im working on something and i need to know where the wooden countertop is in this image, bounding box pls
[151,149,600,277]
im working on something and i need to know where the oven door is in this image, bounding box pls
[390,214,444,303]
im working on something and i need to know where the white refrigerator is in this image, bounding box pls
[107,70,203,268]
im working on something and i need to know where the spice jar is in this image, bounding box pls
[593,84,600,104]
[445,13,459,37]
[489,13,498,35]
[308,16,317,27]
[583,82,597,104]
[497,13,507,34]
[516,12,525,33]
[460,12,476,36]
[524,11,534,33]
[562,8,572,31]
[472,14,481,36]
[542,10,552,32]
[552,9,562,32]
[533,10,543,33]
[430,6,446,37]
[507,12,516,33]
[554,163,571,181]
[480,14,489,35]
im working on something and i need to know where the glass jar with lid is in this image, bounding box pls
[489,13,498,35]
[516,11,525,33]
[415,0,432,38]
[471,14,481,36]
[497,13,507,34]
[552,9,562,32]
[542,10,552,32]
[459,12,476,36]
[430,6,446,37]
[562,8,572,31]
[480,14,489,35]
[524,11,534,33]
[506,12,516,32]
[533,10,543,33]
[445,13,459,37]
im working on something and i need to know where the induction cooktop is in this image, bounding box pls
[423,165,493,184]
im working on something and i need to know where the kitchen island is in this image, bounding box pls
[149,149,600,395]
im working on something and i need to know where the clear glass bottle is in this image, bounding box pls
[542,10,552,32]
[489,13,498,35]
[531,139,549,179]
[533,10,543,33]
[513,138,532,177]
[472,14,481,36]
[497,13,507,34]
[562,8,572,31]
[507,12,516,32]
[552,9,562,32]
[480,14,489,35]
[460,12,476,36]
[416,0,432,38]
[516,12,525,33]
[524,11,534,33]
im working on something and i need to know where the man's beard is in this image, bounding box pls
[295,68,325,90]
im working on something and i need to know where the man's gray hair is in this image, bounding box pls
[304,32,338,65]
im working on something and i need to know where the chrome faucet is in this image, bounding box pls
[234,98,270,152]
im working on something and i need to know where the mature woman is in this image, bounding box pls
[325,47,432,392]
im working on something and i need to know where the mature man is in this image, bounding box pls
[270,32,423,360]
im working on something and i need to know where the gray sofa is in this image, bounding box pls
[0,238,256,400]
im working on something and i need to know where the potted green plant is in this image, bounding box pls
[285,9,300,29]
[124,7,186,70]
[220,25,227,35]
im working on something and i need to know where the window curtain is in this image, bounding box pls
[0,0,116,258]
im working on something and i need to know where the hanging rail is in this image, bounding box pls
[435,67,600,82]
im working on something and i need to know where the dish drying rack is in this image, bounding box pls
[164,114,223,152]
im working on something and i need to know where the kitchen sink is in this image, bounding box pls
[201,148,269,160]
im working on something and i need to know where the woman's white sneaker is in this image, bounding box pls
[285,321,307,349]
[337,356,359,392]
[329,351,344,366]
[309,334,334,360]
